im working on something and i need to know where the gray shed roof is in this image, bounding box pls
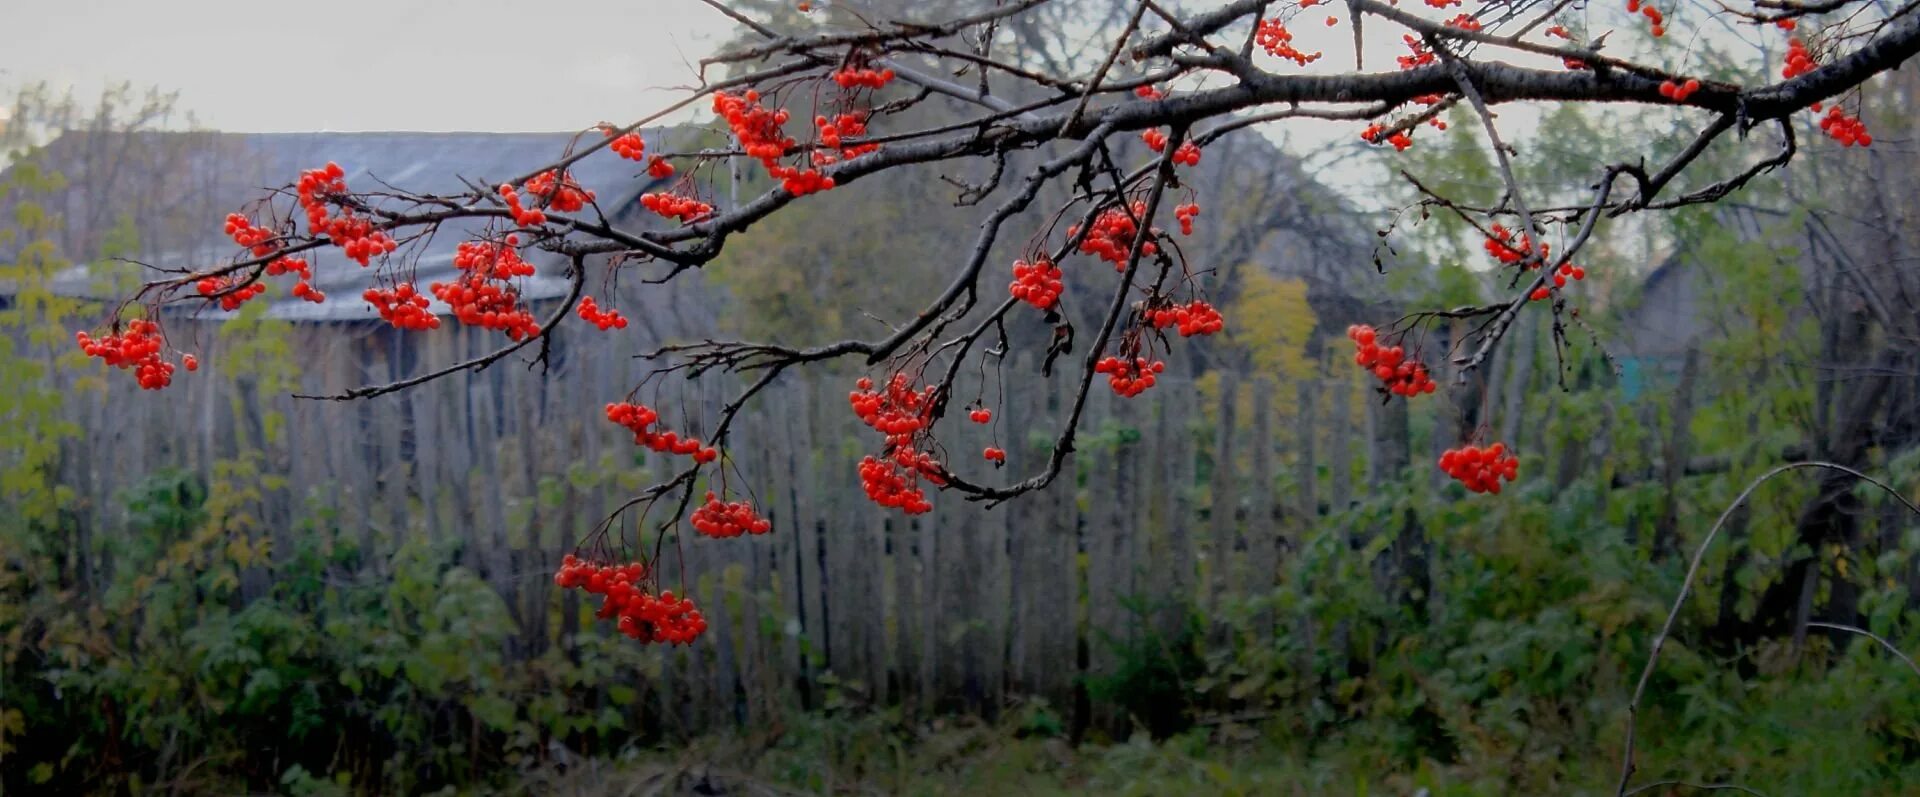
[20,130,676,321]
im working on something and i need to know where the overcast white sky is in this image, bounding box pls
[0,0,736,132]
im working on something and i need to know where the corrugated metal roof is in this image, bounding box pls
[20,130,675,321]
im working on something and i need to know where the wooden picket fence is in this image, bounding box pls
[59,315,1466,734]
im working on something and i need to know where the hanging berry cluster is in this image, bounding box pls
[1483,223,1546,266]
[1817,105,1871,146]
[604,127,647,161]
[1073,202,1156,269]
[363,283,441,330]
[296,163,398,264]
[605,402,721,463]
[76,319,183,390]
[832,66,896,89]
[1627,0,1666,37]
[1783,37,1817,78]
[553,556,708,645]
[1174,202,1200,235]
[497,183,548,227]
[1348,324,1436,396]
[647,156,676,179]
[1657,78,1701,102]
[1362,123,1414,152]
[1009,256,1064,311]
[850,374,944,515]
[430,239,540,340]
[1254,19,1322,65]
[1398,35,1436,70]
[576,295,629,330]
[1094,356,1165,397]
[196,276,268,311]
[1146,299,1224,337]
[641,191,714,222]
[1439,443,1520,493]
[690,492,773,537]
[525,170,595,213]
[1529,262,1588,301]
[811,112,879,166]
[712,90,838,197]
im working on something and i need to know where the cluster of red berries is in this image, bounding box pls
[1146,299,1224,337]
[363,283,441,330]
[264,254,312,280]
[1658,78,1701,101]
[430,240,539,339]
[811,112,879,166]
[1254,19,1321,65]
[1528,262,1588,301]
[223,212,279,258]
[1141,129,1202,164]
[1095,356,1165,397]
[290,280,326,303]
[1073,202,1156,269]
[773,164,834,196]
[1362,124,1414,152]
[982,446,1006,463]
[605,402,721,463]
[832,67,895,89]
[1783,37,1817,79]
[850,374,933,439]
[640,192,714,222]
[1484,223,1547,266]
[1818,105,1871,146]
[576,295,629,330]
[1627,0,1667,37]
[969,407,993,423]
[1398,35,1436,70]
[714,90,794,165]
[553,556,707,645]
[224,215,319,297]
[1134,85,1165,100]
[498,182,549,227]
[1171,140,1201,166]
[859,454,938,514]
[196,276,269,311]
[713,90,836,196]
[296,162,397,265]
[1348,324,1437,397]
[1439,442,1519,493]
[1445,13,1482,31]
[605,127,647,161]
[1424,0,1461,7]
[1009,256,1064,311]
[850,374,944,514]
[647,156,675,179]
[525,170,595,213]
[690,492,772,537]
[76,319,182,390]
[1174,202,1200,235]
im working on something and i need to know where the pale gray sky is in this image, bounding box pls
[1,0,735,131]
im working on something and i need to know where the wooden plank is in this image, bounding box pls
[1208,370,1239,617]
[1248,378,1279,641]
[1295,378,1317,521]
[1328,377,1354,512]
